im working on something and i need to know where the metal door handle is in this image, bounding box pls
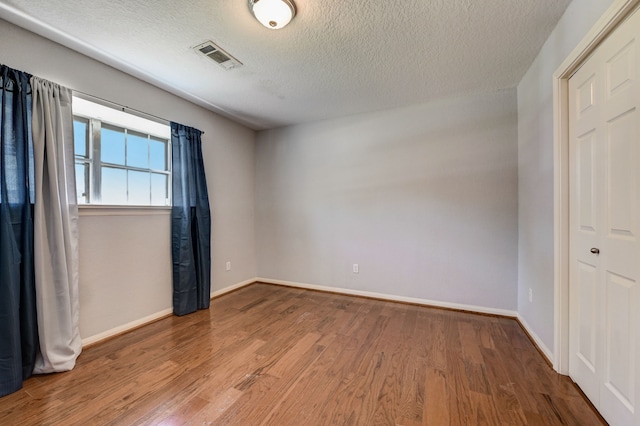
[590,248,600,254]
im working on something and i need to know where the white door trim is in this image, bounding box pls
[553,0,640,374]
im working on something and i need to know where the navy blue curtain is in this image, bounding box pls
[171,122,211,316]
[0,65,39,397]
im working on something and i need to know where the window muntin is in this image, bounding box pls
[74,117,90,204]
[72,96,171,206]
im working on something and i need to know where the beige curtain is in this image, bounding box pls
[30,77,81,373]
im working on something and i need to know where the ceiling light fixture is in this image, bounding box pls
[249,0,296,30]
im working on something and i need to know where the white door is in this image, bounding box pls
[569,6,640,426]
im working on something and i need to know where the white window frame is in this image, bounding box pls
[72,96,172,206]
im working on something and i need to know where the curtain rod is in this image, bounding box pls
[72,90,205,134]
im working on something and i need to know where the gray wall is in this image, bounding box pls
[1,0,621,354]
[517,0,615,352]
[256,89,519,311]
[0,19,257,341]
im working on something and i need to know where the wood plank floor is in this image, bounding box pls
[0,283,605,425]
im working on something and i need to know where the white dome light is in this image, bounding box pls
[249,0,296,30]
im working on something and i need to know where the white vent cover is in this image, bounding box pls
[194,41,243,70]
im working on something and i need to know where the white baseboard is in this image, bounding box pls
[257,278,560,366]
[81,307,173,347]
[81,277,553,368]
[81,278,257,347]
[517,313,554,364]
[210,278,255,299]
[256,277,518,318]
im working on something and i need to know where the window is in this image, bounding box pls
[72,96,171,206]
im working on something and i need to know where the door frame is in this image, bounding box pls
[553,0,640,374]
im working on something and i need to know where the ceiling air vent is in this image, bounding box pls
[194,41,243,70]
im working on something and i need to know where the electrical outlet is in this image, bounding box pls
[353,264,359,274]
[225,261,231,271]
[528,288,533,303]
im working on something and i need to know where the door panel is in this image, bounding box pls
[605,40,634,99]
[578,131,597,232]
[598,10,640,426]
[577,261,597,371]
[578,74,596,116]
[569,6,640,426]
[606,108,636,238]
[604,271,635,409]
[570,54,602,407]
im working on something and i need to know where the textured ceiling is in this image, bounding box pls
[0,0,571,130]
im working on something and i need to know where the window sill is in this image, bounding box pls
[78,205,171,217]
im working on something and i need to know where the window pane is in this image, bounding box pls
[74,119,88,157]
[72,98,171,206]
[101,167,127,204]
[128,170,150,205]
[101,125,125,165]
[151,173,168,206]
[75,162,88,204]
[149,138,167,171]
[127,131,148,168]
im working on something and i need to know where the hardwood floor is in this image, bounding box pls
[0,283,605,425]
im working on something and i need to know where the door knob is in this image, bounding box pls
[590,248,600,254]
